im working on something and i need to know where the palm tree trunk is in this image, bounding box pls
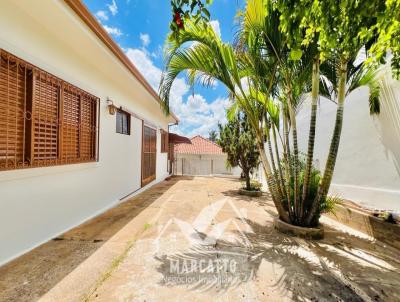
[272,124,287,200]
[256,134,290,223]
[306,60,348,226]
[300,56,320,221]
[287,92,300,223]
[282,112,294,220]
[272,124,291,217]
[266,125,284,200]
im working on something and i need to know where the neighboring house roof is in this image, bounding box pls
[64,0,179,124]
[169,133,192,144]
[174,135,224,155]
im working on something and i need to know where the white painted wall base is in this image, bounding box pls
[330,183,400,212]
[174,154,240,176]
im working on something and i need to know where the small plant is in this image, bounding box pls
[144,223,152,230]
[321,195,340,215]
[275,155,339,226]
[250,180,262,191]
[241,179,262,191]
[378,212,397,224]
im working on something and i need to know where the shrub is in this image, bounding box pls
[277,155,339,226]
[241,179,262,191]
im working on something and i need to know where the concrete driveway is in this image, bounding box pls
[1,176,399,302]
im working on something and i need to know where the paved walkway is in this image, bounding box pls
[1,176,399,302]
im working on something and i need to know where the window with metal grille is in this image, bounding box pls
[160,129,168,153]
[0,49,99,171]
[116,109,130,135]
[142,125,156,186]
[32,72,60,165]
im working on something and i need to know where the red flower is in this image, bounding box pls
[174,11,184,29]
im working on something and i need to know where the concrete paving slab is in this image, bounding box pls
[0,176,399,302]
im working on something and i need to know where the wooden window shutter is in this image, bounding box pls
[151,128,156,175]
[0,49,99,171]
[0,51,32,170]
[160,129,168,153]
[142,125,156,186]
[164,130,168,153]
[32,72,60,165]
[62,84,80,161]
[80,93,97,160]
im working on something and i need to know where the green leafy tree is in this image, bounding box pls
[274,0,393,225]
[208,130,218,142]
[217,113,260,190]
[364,1,400,78]
[169,0,212,38]
[160,0,395,227]
[286,0,392,225]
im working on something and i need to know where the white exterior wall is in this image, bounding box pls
[174,154,239,176]
[0,0,174,265]
[258,68,400,212]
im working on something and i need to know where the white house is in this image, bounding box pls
[173,135,240,176]
[0,0,178,265]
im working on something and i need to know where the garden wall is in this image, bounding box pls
[326,204,400,250]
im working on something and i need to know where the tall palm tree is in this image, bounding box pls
[236,0,316,224]
[160,18,290,222]
[208,130,218,142]
[161,0,382,228]
[161,0,318,226]
[305,55,381,224]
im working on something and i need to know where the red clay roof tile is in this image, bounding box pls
[174,135,223,155]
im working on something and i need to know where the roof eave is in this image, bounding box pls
[63,0,179,124]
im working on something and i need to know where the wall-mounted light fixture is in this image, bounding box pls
[107,99,116,115]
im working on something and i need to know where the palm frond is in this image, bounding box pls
[160,22,241,113]
[348,64,381,114]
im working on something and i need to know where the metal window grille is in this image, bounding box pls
[32,72,60,165]
[0,49,99,171]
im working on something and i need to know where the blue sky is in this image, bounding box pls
[83,0,244,137]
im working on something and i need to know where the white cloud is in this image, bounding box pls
[107,0,118,16]
[103,25,122,37]
[95,10,109,21]
[238,77,250,94]
[125,47,229,137]
[151,45,163,59]
[209,20,221,38]
[140,33,151,47]
[125,48,163,89]
[170,94,230,137]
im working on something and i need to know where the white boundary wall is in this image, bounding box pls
[174,154,241,176]
[257,67,400,212]
[0,0,174,265]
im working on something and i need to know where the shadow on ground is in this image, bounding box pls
[155,190,400,301]
[0,177,185,302]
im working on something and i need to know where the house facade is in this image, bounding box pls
[173,135,240,176]
[0,0,177,265]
